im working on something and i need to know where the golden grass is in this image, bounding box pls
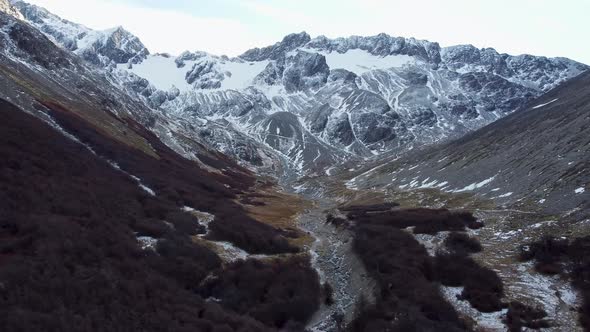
[239,183,315,248]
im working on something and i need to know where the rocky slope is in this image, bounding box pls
[10,1,588,177]
[347,71,590,217]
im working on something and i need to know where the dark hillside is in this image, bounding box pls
[0,99,302,331]
[42,100,297,254]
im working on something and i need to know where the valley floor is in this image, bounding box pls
[275,169,589,331]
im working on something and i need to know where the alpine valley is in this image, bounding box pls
[0,1,589,331]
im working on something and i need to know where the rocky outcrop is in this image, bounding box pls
[307,33,442,65]
[185,59,224,89]
[283,51,330,92]
[240,32,311,61]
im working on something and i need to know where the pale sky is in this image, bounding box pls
[24,0,589,64]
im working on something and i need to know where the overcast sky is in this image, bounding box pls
[24,0,589,64]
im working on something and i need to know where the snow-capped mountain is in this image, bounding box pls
[122,33,585,174]
[9,1,588,176]
[12,0,148,67]
[0,0,22,20]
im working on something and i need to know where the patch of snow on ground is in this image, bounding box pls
[182,206,215,235]
[532,98,559,109]
[575,187,585,194]
[292,183,307,193]
[441,286,507,330]
[531,220,557,229]
[137,236,158,251]
[179,208,266,262]
[214,241,250,261]
[453,176,496,192]
[325,166,336,176]
[497,192,513,198]
[139,183,156,196]
[413,232,448,256]
[212,241,270,262]
[513,262,580,321]
[417,178,440,189]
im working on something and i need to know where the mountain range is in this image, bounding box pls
[9,0,588,177]
[0,0,589,331]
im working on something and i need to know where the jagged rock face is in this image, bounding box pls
[8,1,589,174]
[283,51,330,92]
[185,59,224,89]
[328,69,358,86]
[441,45,587,91]
[11,1,80,50]
[0,12,73,69]
[240,32,311,61]
[176,51,208,68]
[442,45,512,76]
[307,33,442,65]
[254,59,285,86]
[12,1,149,67]
[93,27,149,65]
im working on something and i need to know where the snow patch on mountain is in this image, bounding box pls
[302,48,416,75]
[452,175,497,192]
[121,53,269,92]
[219,59,270,90]
[121,54,192,91]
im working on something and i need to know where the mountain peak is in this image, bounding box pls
[0,0,23,20]
[281,31,311,44]
[10,1,149,66]
[239,31,312,61]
